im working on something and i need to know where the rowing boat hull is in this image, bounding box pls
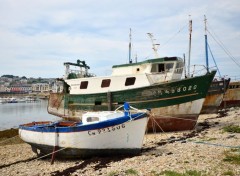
[19,115,148,158]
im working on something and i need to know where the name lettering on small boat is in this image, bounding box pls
[88,124,125,136]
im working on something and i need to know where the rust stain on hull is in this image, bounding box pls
[147,115,198,132]
[201,94,223,113]
[221,82,240,108]
[146,99,204,132]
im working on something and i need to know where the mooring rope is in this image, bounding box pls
[148,113,240,150]
[190,141,240,149]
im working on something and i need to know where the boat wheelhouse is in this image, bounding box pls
[111,57,184,79]
[65,57,184,95]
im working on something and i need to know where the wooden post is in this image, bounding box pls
[107,91,112,111]
[51,128,58,165]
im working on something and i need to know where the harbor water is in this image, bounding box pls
[0,100,60,131]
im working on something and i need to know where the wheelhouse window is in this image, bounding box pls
[174,62,184,73]
[151,63,174,73]
[165,63,174,72]
[158,64,165,72]
[86,117,99,122]
[125,77,136,86]
[101,79,111,88]
[151,64,164,73]
[80,81,88,89]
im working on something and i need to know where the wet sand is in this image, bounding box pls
[0,107,239,176]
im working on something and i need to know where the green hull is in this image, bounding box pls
[48,70,216,131]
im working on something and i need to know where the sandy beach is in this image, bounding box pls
[0,107,239,176]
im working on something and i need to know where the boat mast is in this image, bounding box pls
[188,16,192,77]
[183,53,187,78]
[129,28,132,63]
[204,15,209,73]
[147,33,160,58]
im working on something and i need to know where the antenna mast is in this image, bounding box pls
[204,15,209,73]
[188,16,192,77]
[128,28,132,63]
[147,33,160,58]
[135,54,138,63]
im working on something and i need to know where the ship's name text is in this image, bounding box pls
[142,84,198,97]
[88,124,125,136]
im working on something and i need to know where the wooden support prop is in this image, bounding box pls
[107,91,112,111]
[51,146,58,165]
[51,128,58,165]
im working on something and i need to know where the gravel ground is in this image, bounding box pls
[0,107,239,176]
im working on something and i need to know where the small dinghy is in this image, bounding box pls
[19,102,149,158]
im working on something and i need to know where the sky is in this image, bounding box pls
[0,0,239,79]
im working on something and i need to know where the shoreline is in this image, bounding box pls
[0,107,239,175]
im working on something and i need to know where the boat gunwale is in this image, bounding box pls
[19,112,148,133]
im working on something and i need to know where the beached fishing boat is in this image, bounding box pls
[220,81,240,108]
[19,103,149,158]
[47,21,217,132]
[48,57,216,132]
[201,78,230,113]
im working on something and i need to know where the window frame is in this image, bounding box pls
[125,77,136,86]
[80,81,88,89]
[101,79,111,88]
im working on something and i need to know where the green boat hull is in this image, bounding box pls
[48,70,216,131]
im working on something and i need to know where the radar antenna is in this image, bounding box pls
[147,33,160,58]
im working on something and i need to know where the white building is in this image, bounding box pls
[50,81,63,93]
[32,83,50,92]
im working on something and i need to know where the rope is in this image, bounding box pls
[149,113,198,122]
[147,113,240,150]
[148,113,169,139]
[190,141,240,149]
[149,115,166,133]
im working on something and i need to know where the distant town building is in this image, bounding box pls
[32,83,50,92]
[50,81,63,93]
[9,84,32,93]
[0,85,8,92]
[0,75,64,94]
[20,78,28,84]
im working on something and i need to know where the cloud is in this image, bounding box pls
[0,0,239,78]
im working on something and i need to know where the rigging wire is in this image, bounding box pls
[143,23,188,60]
[206,22,240,68]
[161,23,188,48]
[207,43,222,77]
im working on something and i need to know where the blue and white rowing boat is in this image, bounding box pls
[19,103,149,158]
